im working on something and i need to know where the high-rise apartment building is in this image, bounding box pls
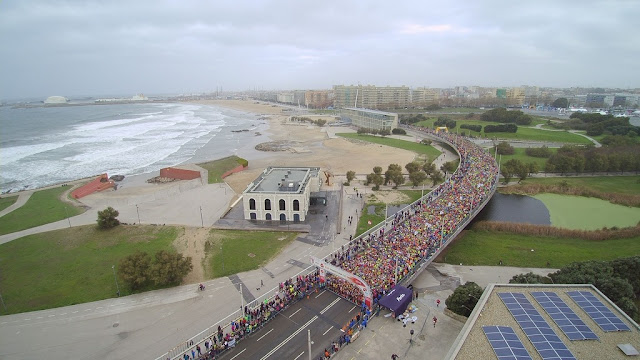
[412,87,440,105]
[304,90,332,109]
[333,85,410,109]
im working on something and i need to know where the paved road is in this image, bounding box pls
[222,291,354,360]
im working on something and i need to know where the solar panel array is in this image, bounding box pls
[531,291,599,341]
[498,292,576,360]
[482,326,533,360]
[567,291,631,332]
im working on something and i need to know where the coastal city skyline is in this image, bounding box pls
[2,0,639,99]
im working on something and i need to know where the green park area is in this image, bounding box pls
[197,155,248,184]
[522,176,640,195]
[533,193,640,230]
[0,225,178,315]
[414,118,591,144]
[0,195,18,212]
[0,186,84,235]
[440,230,640,268]
[337,133,441,162]
[494,147,558,168]
[205,229,298,278]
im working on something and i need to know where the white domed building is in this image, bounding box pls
[44,96,68,104]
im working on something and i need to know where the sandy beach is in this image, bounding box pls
[192,99,417,194]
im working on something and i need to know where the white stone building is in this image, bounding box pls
[242,167,321,222]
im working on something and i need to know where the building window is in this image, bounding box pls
[265,199,271,210]
[279,199,286,211]
[249,198,256,210]
[293,200,300,211]
[266,213,272,221]
[250,213,257,220]
[280,213,286,222]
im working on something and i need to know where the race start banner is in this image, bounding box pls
[310,256,373,309]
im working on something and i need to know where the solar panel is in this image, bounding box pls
[531,291,599,341]
[498,292,576,360]
[482,325,533,360]
[567,291,631,332]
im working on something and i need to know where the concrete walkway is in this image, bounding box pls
[532,123,602,147]
[0,192,32,217]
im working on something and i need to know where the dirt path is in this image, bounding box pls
[173,226,210,284]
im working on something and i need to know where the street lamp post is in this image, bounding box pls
[221,245,225,273]
[136,205,140,224]
[199,206,204,227]
[64,206,71,228]
[112,265,120,297]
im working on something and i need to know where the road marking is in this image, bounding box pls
[229,348,246,360]
[315,290,326,299]
[320,298,340,314]
[357,348,363,354]
[323,327,332,336]
[96,307,103,309]
[84,309,91,312]
[24,318,30,321]
[0,322,6,325]
[36,317,43,319]
[260,315,318,360]
[60,313,66,315]
[48,315,55,317]
[256,328,274,341]
[348,305,356,313]
[293,351,305,360]
[365,340,370,345]
[289,308,302,317]
[72,311,78,314]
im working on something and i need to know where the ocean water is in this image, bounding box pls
[0,102,269,193]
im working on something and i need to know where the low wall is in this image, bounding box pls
[444,308,468,323]
[71,174,114,199]
[159,167,200,180]
[221,164,247,179]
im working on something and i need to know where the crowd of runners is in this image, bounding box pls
[176,129,498,360]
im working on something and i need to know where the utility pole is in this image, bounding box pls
[308,329,312,360]
[199,206,204,227]
[136,205,140,224]
[64,206,71,228]
[112,265,120,297]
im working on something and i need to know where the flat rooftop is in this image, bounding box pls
[448,284,640,360]
[342,107,397,116]
[245,167,319,194]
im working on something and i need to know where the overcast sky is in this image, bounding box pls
[2,0,639,99]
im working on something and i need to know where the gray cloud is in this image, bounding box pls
[1,0,638,99]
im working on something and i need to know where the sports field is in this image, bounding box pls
[0,225,178,315]
[441,230,640,268]
[336,133,441,162]
[533,193,640,230]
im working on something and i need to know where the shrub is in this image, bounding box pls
[525,146,552,158]
[485,124,518,133]
[392,128,406,135]
[97,207,120,229]
[460,124,482,132]
[495,141,514,155]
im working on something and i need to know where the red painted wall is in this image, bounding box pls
[221,164,247,179]
[71,174,115,199]
[159,167,201,180]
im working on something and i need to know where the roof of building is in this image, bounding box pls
[342,107,398,116]
[244,167,319,194]
[447,284,640,360]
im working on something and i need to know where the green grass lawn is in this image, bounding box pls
[0,186,84,235]
[440,230,640,268]
[0,195,18,212]
[197,155,247,184]
[533,193,640,230]
[521,176,640,195]
[495,148,557,168]
[205,230,298,278]
[355,203,385,237]
[0,225,178,315]
[415,119,591,144]
[337,133,441,162]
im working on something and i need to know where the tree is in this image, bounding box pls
[385,164,402,186]
[405,162,420,174]
[503,159,528,182]
[371,173,384,190]
[495,141,515,155]
[441,161,458,175]
[391,171,405,188]
[430,170,444,186]
[445,282,484,317]
[346,170,356,185]
[422,162,436,175]
[150,250,193,286]
[527,162,540,175]
[408,171,427,187]
[379,129,391,137]
[373,166,383,175]
[501,165,513,184]
[552,97,569,108]
[509,272,551,284]
[118,251,152,290]
[97,206,120,229]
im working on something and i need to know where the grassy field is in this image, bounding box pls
[440,230,640,268]
[533,194,640,230]
[495,148,557,168]
[520,176,640,195]
[0,186,84,235]
[0,195,18,212]
[204,229,298,278]
[197,155,247,184]
[337,133,441,162]
[355,202,385,237]
[415,118,591,144]
[0,225,179,315]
